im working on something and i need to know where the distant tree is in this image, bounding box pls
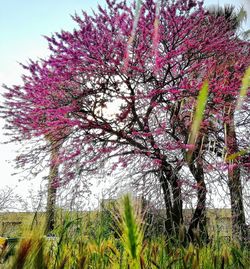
[0,186,27,212]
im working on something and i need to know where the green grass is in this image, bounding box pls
[0,196,249,269]
[236,66,250,111]
[187,80,209,162]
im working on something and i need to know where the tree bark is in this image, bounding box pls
[159,163,183,240]
[45,138,60,235]
[159,171,174,237]
[225,110,247,243]
[188,154,208,243]
[172,176,183,234]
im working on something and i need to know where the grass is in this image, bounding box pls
[186,80,209,162]
[0,196,249,268]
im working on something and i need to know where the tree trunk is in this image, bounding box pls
[159,171,174,237]
[172,176,183,234]
[45,139,60,235]
[225,110,247,243]
[188,154,208,243]
[159,163,183,240]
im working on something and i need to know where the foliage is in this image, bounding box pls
[2,0,249,183]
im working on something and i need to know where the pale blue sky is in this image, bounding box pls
[0,0,249,204]
[0,0,106,85]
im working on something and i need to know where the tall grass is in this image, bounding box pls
[0,195,249,268]
[115,195,144,268]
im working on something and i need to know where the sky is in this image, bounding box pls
[0,0,249,208]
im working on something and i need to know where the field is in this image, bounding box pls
[0,196,249,269]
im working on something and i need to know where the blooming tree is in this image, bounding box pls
[2,0,250,240]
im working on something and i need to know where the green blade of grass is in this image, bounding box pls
[187,80,209,161]
[226,147,249,162]
[236,66,250,111]
[123,0,142,71]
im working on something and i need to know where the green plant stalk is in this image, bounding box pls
[187,80,209,161]
[236,66,250,111]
